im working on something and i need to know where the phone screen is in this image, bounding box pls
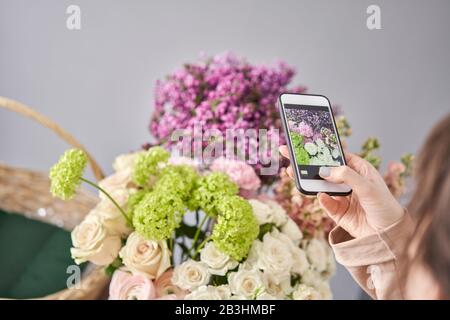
[284,104,344,179]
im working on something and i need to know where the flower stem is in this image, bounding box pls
[191,212,208,249]
[193,236,212,259]
[80,177,132,225]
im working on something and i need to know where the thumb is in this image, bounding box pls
[319,165,368,195]
[317,192,349,224]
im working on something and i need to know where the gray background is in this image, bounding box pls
[1,0,450,299]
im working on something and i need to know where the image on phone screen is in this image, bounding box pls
[284,104,344,179]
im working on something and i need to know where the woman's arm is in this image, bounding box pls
[329,213,414,299]
[279,146,413,299]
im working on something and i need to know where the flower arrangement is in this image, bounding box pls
[49,146,335,300]
[149,52,305,183]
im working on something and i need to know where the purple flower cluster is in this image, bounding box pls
[287,109,333,134]
[149,52,305,183]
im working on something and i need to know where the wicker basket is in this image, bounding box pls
[0,96,109,299]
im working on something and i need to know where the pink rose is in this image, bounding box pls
[109,270,156,300]
[154,269,186,299]
[210,157,261,193]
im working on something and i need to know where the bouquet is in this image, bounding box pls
[49,146,335,300]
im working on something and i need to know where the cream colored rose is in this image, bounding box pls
[71,214,121,266]
[113,151,145,172]
[215,285,232,299]
[256,292,277,300]
[324,245,337,279]
[262,272,293,298]
[305,238,328,272]
[200,242,238,276]
[119,232,171,279]
[314,280,332,300]
[184,285,223,300]
[93,189,134,237]
[292,284,321,300]
[172,260,210,291]
[281,217,303,245]
[248,199,273,225]
[98,169,133,198]
[300,269,322,287]
[269,230,309,276]
[228,268,264,298]
[263,200,288,226]
[255,232,293,281]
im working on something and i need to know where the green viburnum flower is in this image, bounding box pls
[212,195,259,261]
[188,172,238,216]
[132,146,170,187]
[126,189,149,219]
[153,165,199,202]
[49,149,87,200]
[132,190,185,241]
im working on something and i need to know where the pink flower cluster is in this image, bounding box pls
[149,52,305,182]
[210,157,261,198]
[109,269,186,300]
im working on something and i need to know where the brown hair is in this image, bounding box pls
[407,113,450,298]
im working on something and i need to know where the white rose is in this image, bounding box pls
[113,151,144,172]
[300,269,321,287]
[262,272,293,298]
[292,284,321,300]
[93,189,134,237]
[184,285,222,300]
[98,169,133,197]
[280,218,303,245]
[200,242,238,276]
[263,200,288,226]
[314,280,333,300]
[228,267,264,298]
[323,247,337,279]
[248,199,273,225]
[290,246,310,275]
[275,231,310,275]
[215,285,232,299]
[119,232,171,279]
[172,260,210,291]
[298,269,332,299]
[71,214,121,266]
[256,292,277,300]
[305,238,328,272]
[255,232,293,280]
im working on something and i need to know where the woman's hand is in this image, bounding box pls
[279,145,404,238]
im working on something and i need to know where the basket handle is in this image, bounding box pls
[0,96,105,181]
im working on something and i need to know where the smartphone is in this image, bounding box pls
[279,93,352,196]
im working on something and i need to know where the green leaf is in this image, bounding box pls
[176,221,204,239]
[211,274,228,286]
[258,223,275,240]
[105,257,123,277]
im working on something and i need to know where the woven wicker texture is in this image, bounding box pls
[0,96,109,299]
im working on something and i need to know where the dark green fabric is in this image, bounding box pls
[0,209,85,298]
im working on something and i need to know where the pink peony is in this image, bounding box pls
[109,270,156,300]
[154,269,186,299]
[210,157,261,193]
